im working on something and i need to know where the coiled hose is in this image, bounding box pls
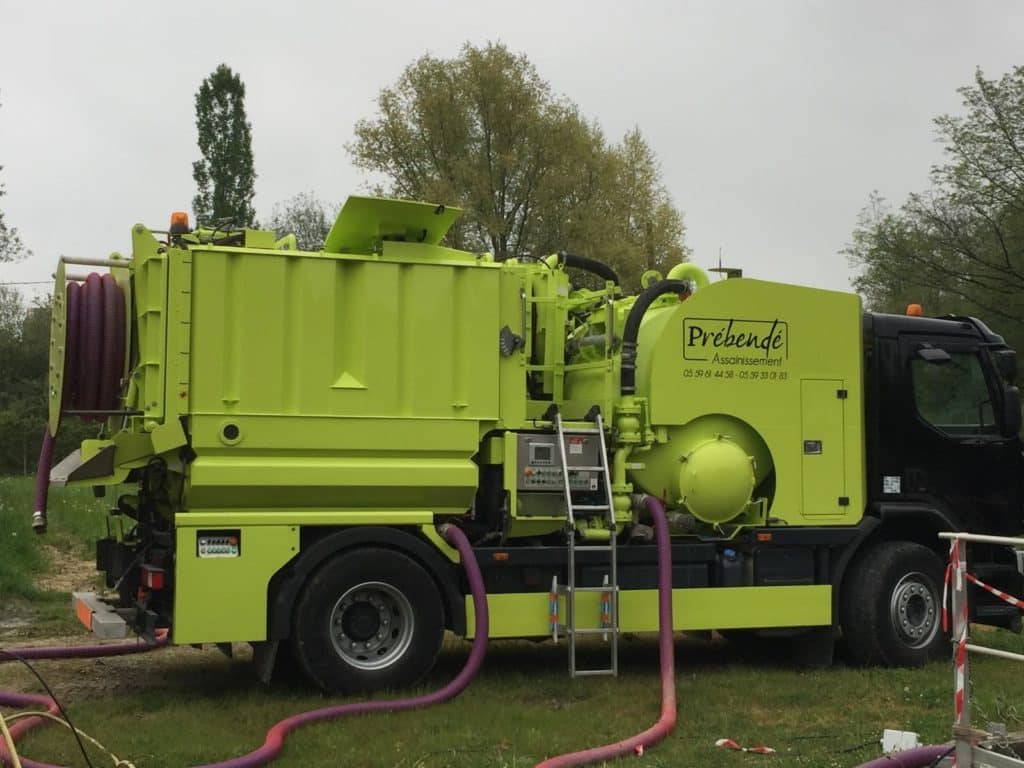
[32,273,126,533]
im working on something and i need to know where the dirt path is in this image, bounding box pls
[0,638,252,699]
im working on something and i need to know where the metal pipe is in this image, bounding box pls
[965,643,1024,662]
[60,256,131,268]
[939,531,1024,546]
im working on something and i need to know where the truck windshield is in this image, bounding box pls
[911,351,998,436]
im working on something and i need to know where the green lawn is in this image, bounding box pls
[0,475,108,634]
[1,475,1023,767]
[7,634,1024,767]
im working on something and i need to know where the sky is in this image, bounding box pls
[1,0,1023,300]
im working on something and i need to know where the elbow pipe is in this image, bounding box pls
[535,495,675,767]
[620,279,690,396]
[665,262,710,290]
[555,252,620,286]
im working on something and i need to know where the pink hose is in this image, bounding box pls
[854,745,953,767]
[0,630,169,768]
[0,524,487,768]
[187,523,488,768]
[535,495,676,767]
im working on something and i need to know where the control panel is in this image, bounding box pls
[516,433,602,492]
[196,530,241,558]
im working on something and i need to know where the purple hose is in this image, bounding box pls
[32,271,125,534]
[31,429,54,534]
[189,523,488,768]
[0,631,168,768]
[535,496,676,767]
[854,745,953,768]
[1,525,487,768]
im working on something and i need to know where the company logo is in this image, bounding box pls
[683,317,788,364]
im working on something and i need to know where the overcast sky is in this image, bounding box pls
[2,0,1023,299]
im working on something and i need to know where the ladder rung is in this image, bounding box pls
[569,627,620,636]
[573,668,616,677]
[572,545,616,552]
[569,465,605,472]
[568,585,619,593]
[563,428,602,435]
[572,504,609,511]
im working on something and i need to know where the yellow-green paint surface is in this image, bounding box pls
[625,279,866,523]
[173,523,299,644]
[466,585,831,638]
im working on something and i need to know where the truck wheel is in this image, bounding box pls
[841,541,947,667]
[292,548,445,693]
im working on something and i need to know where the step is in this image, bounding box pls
[572,668,616,677]
[71,591,129,640]
[568,627,620,636]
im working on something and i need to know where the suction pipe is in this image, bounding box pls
[0,631,169,768]
[535,495,676,767]
[853,746,953,768]
[188,522,488,768]
[0,524,486,768]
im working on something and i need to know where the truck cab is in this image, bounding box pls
[856,312,1024,638]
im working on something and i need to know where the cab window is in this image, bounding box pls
[911,351,997,436]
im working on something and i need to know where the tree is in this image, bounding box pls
[266,192,338,251]
[192,64,257,227]
[348,42,687,290]
[847,66,1024,349]
[0,95,25,264]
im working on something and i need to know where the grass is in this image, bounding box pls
[0,475,109,633]
[6,635,1024,767]
[1,474,1023,766]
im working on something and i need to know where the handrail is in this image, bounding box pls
[941,530,1024,768]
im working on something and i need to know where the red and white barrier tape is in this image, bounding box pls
[964,572,1024,610]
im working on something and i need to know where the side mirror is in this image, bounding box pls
[917,346,951,364]
[1002,385,1022,437]
[994,349,1018,383]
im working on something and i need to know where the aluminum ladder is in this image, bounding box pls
[550,406,619,677]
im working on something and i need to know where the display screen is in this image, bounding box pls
[530,443,554,465]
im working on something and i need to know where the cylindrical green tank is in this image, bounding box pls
[628,414,773,523]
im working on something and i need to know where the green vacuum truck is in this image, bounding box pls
[35,196,1024,692]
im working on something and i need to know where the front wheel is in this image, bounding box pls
[292,548,445,693]
[841,541,947,667]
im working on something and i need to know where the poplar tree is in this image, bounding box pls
[192,64,257,227]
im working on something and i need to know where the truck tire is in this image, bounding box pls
[292,547,445,693]
[841,541,947,667]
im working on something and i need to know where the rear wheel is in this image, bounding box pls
[292,548,445,693]
[841,541,947,667]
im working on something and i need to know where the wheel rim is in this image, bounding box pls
[329,581,415,670]
[889,571,939,648]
